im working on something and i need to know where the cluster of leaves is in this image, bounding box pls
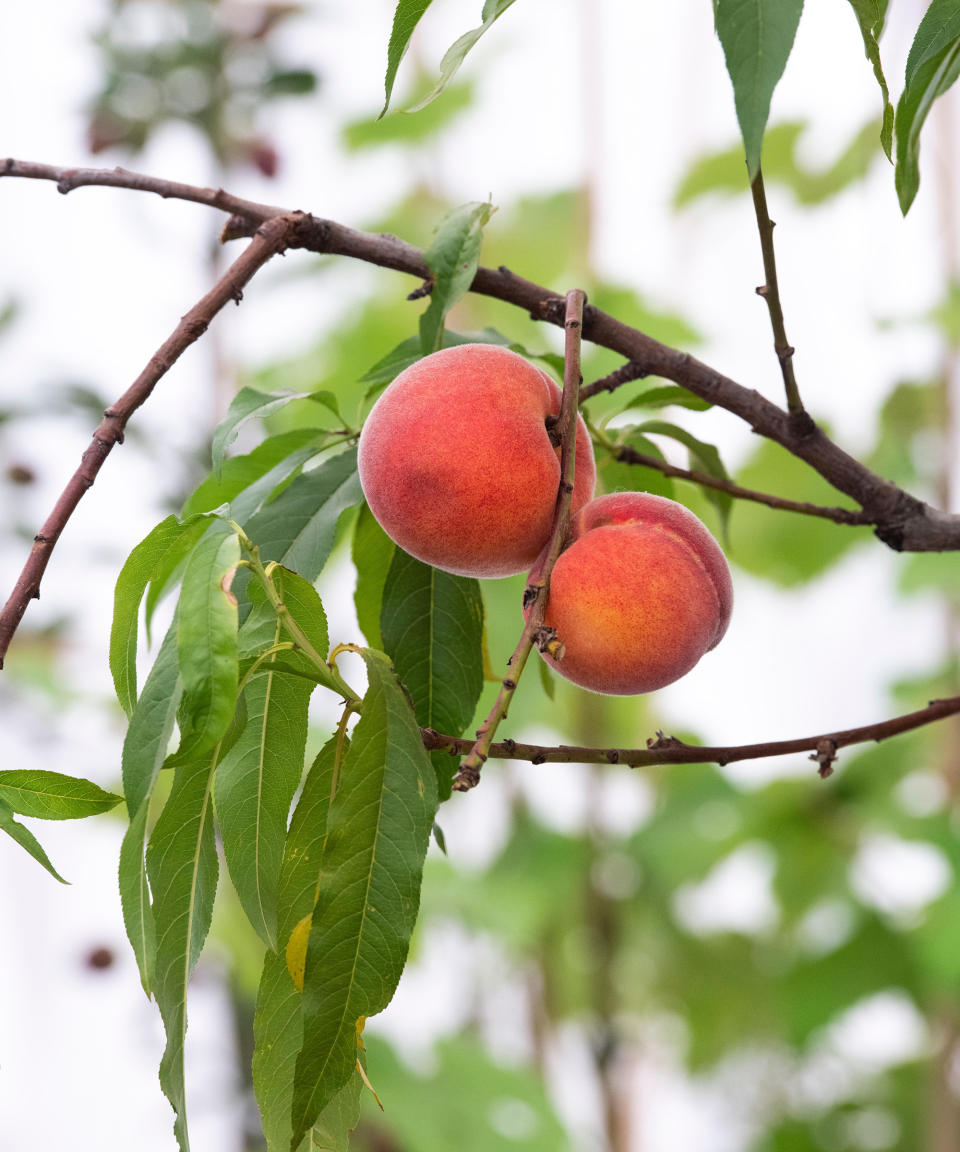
[112,445,439,1149]
[86,167,774,1147]
[384,0,960,216]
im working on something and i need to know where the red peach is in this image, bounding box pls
[357,344,597,578]
[532,492,733,694]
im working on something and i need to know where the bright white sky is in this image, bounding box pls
[0,2,955,1150]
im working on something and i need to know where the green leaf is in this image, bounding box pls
[407,0,518,113]
[352,503,396,649]
[146,740,224,1152]
[268,567,341,691]
[895,0,960,213]
[141,519,221,644]
[618,385,712,413]
[290,649,438,1147]
[212,387,310,477]
[215,572,328,949]
[306,1074,364,1152]
[0,771,121,820]
[256,951,364,1152]
[119,621,182,994]
[171,525,241,762]
[358,335,423,391]
[634,420,733,536]
[252,738,364,1152]
[380,549,484,799]
[713,0,804,178]
[111,514,211,716]
[215,669,310,950]
[237,570,341,698]
[305,390,346,425]
[419,201,495,355]
[845,0,893,157]
[0,798,67,883]
[359,328,505,402]
[598,431,675,501]
[181,429,323,520]
[382,0,434,116]
[243,448,363,582]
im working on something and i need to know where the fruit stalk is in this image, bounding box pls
[452,289,587,792]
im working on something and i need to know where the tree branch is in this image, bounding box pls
[579,359,649,402]
[0,213,300,667]
[1,157,283,222]
[3,157,959,552]
[452,289,587,791]
[614,443,871,525]
[424,692,960,776]
[751,168,808,421]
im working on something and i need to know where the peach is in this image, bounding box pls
[531,492,732,694]
[357,344,597,578]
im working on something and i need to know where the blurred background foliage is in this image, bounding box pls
[4,2,960,1151]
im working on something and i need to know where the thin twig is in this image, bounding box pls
[615,444,871,524]
[1,157,283,223]
[579,359,649,402]
[3,158,959,550]
[452,289,587,792]
[751,169,808,421]
[0,213,301,667]
[424,692,960,775]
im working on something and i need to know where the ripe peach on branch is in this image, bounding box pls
[529,492,733,695]
[357,343,597,578]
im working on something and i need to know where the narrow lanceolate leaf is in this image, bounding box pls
[171,525,241,761]
[636,420,733,537]
[352,503,396,649]
[895,0,960,214]
[408,0,518,113]
[713,0,804,178]
[215,663,308,949]
[243,448,363,582]
[617,384,713,414]
[142,518,220,644]
[253,737,363,1152]
[0,798,67,883]
[0,771,121,819]
[419,201,495,355]
[290,650,438,1148]
[382,0,435,116]
[111,514,211,716]
[215,571,329,949]
[211,387,310,477]
[181,429,324,520]
[256,952,364,1152]
[119,622,182,994]
[845,0,893,158]
[146,741,223,1152]
[380,549,484,798]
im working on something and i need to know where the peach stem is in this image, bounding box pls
[452,289,587,792]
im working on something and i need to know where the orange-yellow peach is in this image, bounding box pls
[357,344,597,578]
[531,492,732,694]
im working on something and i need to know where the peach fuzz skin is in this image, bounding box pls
[357,344,597,578]
[532,492,733,695]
